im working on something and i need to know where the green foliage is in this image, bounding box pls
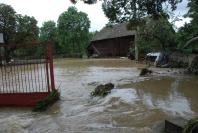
[177,0,198,53]
[0,3,39,61]
[0,4,39,44]
[15,14,39,43]
[39,21,63,55]
[57,7,90,56]
[33,90,60,112]
[138,17,177,55]
[101,0,181,26]
[183,118,198,133]
[40,21,57,42]
[186,0,198,25]
[0,3,16,43]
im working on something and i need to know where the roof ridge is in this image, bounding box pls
[91,23,135,42]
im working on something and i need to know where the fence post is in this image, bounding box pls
[48,42,55,90]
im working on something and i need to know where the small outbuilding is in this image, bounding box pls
[87,23,135,57]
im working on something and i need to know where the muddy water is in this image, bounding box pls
[0,59,198,133]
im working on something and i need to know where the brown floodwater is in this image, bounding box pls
[0,58,197,133]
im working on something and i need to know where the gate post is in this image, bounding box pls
[47,42,55,90]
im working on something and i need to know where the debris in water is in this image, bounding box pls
[91,83,114,97]
[139,68,152,76]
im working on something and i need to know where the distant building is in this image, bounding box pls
[0,33,4,44]
[87,23,135,57]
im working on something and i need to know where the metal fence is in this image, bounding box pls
[0,42,55,106]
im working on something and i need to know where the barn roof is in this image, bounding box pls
[92,23,135,42]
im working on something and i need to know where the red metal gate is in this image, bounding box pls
[0,42,55,106]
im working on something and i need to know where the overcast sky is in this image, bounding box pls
[1,0,191,31]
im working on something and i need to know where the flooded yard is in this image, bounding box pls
[0,59,198,133]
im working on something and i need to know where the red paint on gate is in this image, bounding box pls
[0,93,49,106]
[0,41,56,106]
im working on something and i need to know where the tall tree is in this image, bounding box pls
[187,0,198,26]
[39,20,63,54]
[15,14,39,43]
[177,0,198,51]
[138,17,176,55]
[40,20,57,41]
[0,3,16,44]
[57,7,90,56]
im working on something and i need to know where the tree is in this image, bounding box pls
[57,7,90,56]
[39,20,63,54]
[0,3,39,44]
[177,0,198,52]
[40,20,57,42]
[138,17,176,55]
[186,0,198,26]
[15,14,39,43]
[71,0,181,22]
[0,3,16,44]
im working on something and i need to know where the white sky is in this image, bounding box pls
[1,0,108,31]
[1,0,191,31]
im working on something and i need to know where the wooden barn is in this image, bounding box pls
[87,23,135,57]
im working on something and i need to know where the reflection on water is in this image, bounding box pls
[0,59,197,133]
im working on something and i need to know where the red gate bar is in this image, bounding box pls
[0,41,55,106]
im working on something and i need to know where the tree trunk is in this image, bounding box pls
[184,36,198,48]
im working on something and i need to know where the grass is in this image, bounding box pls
[33,90,60,112]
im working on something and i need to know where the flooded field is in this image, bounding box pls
[0,59,198,133]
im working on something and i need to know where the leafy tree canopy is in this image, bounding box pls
[57,7,90,55]
[0,3,39,44]
[186,0,198,25]
[40,20,57,42]
[177,0,198,52]
[138,17,176,54]
[15,14,39,43]
[71,0,182,26]
[0,3,16,43]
